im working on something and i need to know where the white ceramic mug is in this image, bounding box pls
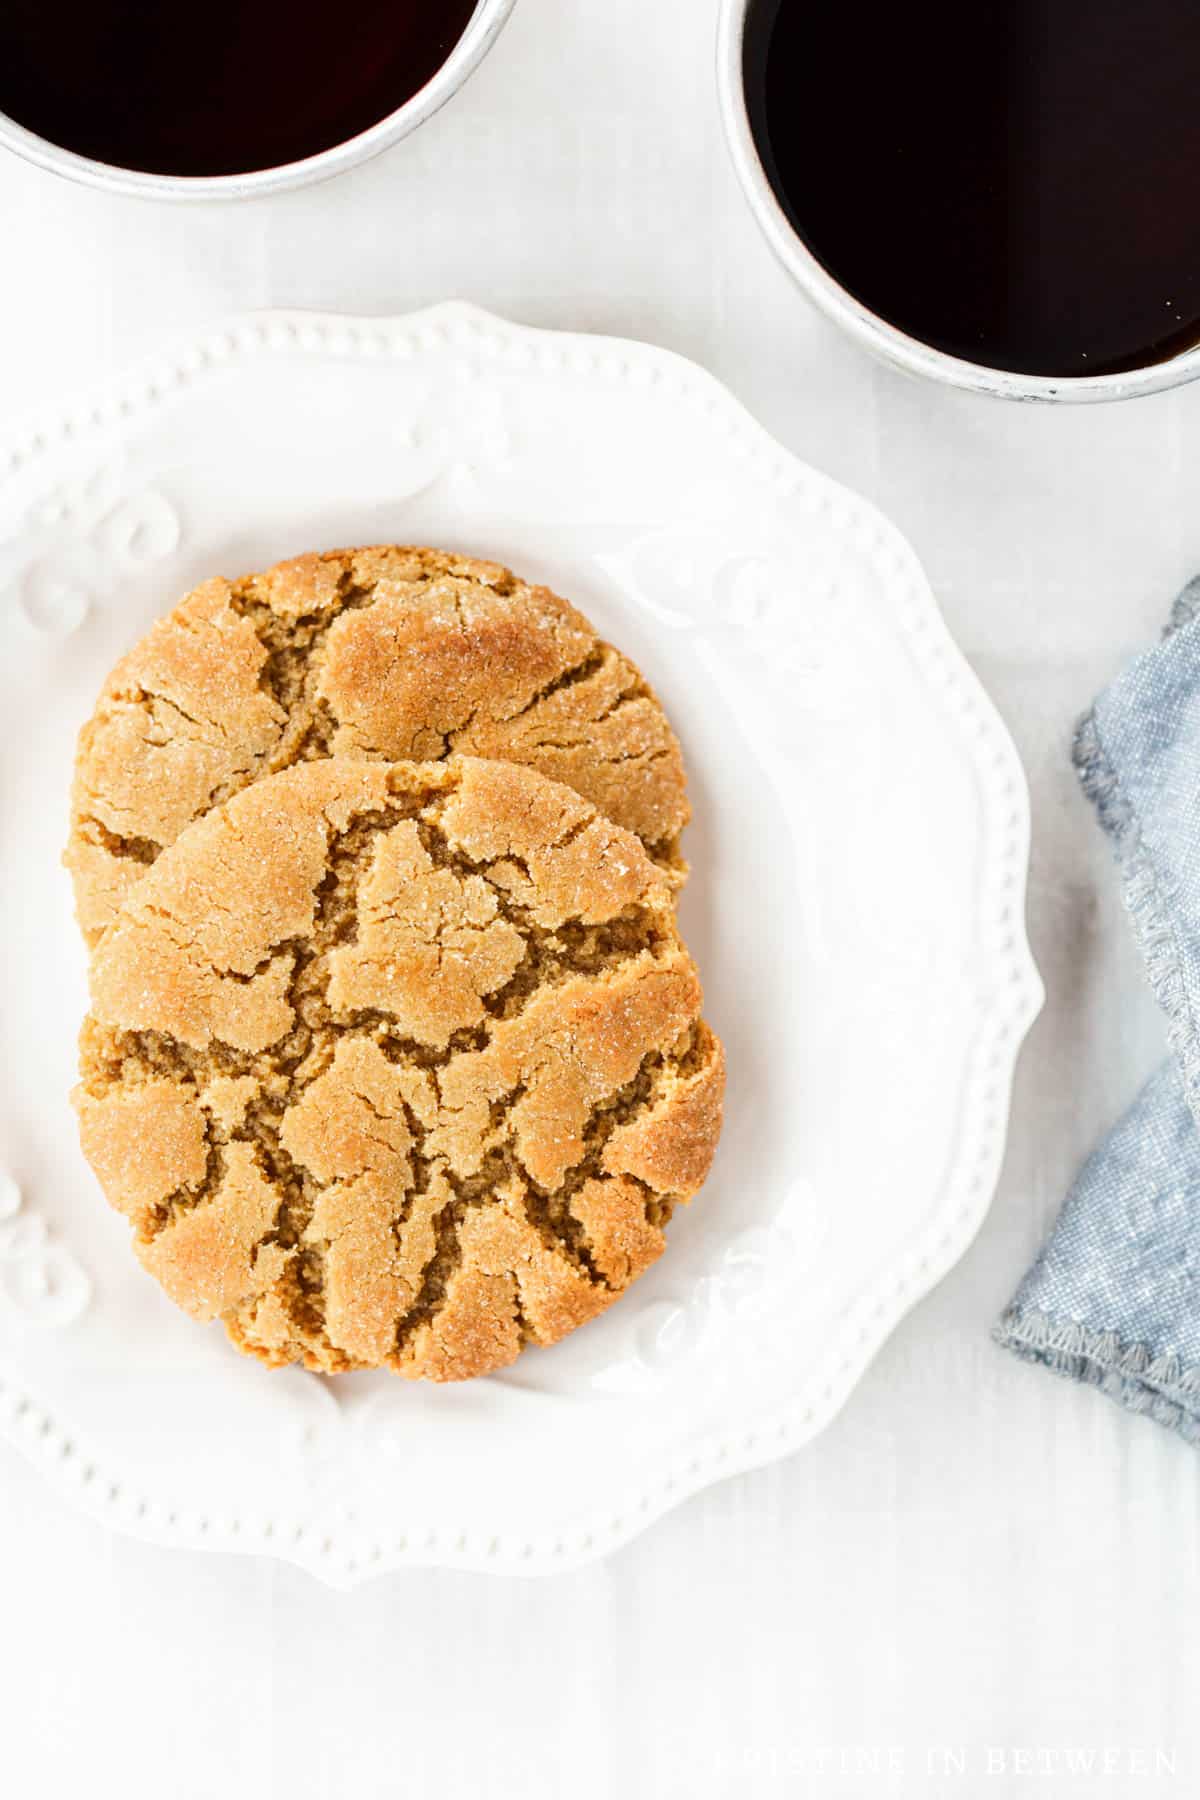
[716,0,1200,403]
[0,0,516,202]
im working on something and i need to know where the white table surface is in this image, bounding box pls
[2,1,1198,1791]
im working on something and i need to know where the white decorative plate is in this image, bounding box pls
[0,305,1041,1582]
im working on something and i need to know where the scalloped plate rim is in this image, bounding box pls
[0,303,1043,1583]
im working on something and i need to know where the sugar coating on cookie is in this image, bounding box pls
[74,757,724,1381]
[66,545,689,943]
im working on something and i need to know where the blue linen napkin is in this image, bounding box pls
[995,580,1200,1443]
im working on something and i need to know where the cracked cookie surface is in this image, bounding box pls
[66,544,690,943]
[74,756,724,1380]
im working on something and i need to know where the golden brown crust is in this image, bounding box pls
[66,546,689,943]
[602,1024,727,1195]
[76,1079,208,1224]
[74,757,724,1381]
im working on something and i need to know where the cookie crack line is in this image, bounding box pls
[501,676,652,759]
[457,644,609,736]
[502,1040,681,1280]
[149,1127,226,1240]
[225,560,367,693]
[127,681,239,746]
[76,818,160,864]
[388,1167,485,1359]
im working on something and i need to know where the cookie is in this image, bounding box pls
[66,545,689,943]
[74,756,724,1380]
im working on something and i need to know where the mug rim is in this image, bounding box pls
[716,0,1200,404]
[0,0,517,201]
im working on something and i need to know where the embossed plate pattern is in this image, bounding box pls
[0,305,1041,1581]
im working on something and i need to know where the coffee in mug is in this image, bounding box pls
[744,0,1200,378]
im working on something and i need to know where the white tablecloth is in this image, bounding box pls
[1,1,1197,1791]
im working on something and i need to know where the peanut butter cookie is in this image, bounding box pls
[66,546,689,943]
[74,757,724,1380]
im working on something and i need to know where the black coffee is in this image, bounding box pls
[745,0,1200,378]
[0,0,480,177]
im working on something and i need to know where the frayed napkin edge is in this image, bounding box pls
[994,1307,1200,1445]
[1074,703,1200,1121]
